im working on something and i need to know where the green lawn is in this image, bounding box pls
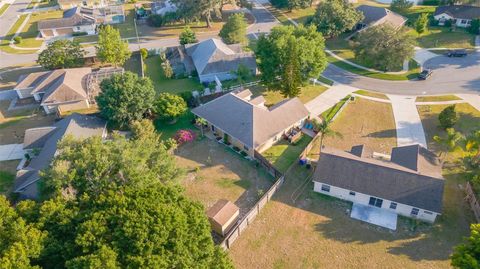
[27,0,57,9]
[144,56,203,94]
[0,3,10,16]
[15,10,63,49]
[262,135,312,173]
[0,14,38,54]
[354,90,388,100]
[0,170,15,194]
[154,110,196,140]
[321,95,350,122]
[416,95,462,102]
[317,76,334,86]
[409,27,475,49]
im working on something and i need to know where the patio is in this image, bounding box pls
[350,203,398,231]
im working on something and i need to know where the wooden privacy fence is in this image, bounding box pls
[465,182,480,222]
[219,175,285,250]
[254,150,283,178]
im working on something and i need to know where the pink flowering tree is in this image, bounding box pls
[174,129,196,145]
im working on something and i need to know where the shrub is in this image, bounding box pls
[233,146,240,152]
[13,36,22,44]
[140,48,148,60]
[179,91,195,107]
[240,151,248,157]
[72,31,87,36]
[174,129,196,144]
[444,19,452,27]
[154,92,187,121]
[439,105,458,130]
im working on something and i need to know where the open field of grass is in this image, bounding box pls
[16,10,63,49]
[354,90,389,100]
[262,135,312,173]
[144,56,203,94]
[416,95,462,102]
[176,139,274,214]
[249,84,328,106]
[311,98,397,159]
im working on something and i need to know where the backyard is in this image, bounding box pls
[309,97,397,158]
[262,135,313,173]
[175,139,275,216]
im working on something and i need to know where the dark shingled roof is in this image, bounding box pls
[313,145,444,213]
[434,5,480,19]
[38,6,95,30]
[356,5,407,28]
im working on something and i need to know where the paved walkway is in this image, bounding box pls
[456,94,480,111]
[0,144,25,161]
[305,83,357,116]
[387,95,427,148]
[413,47,439,67]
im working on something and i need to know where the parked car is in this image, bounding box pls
[446,49,467,57]
[418,69,433,80]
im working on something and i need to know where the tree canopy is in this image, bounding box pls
[256,25,327,97]
[37,40,84,70]
[439,105,458,130]
[96,72,156,128]
[309,0,363,38]
[271,0,310,11]
[390,0,413,13]
[154,93,188,121]
[451,224,480,269]
[179,26,197,45]
[415,13,429,34]
[352,24,415,71]
[171,0,221,28]
[96,25,131,67]
[219,13,248,44]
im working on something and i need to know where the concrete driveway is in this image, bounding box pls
[0,144,25,161]
[387,95,427,148]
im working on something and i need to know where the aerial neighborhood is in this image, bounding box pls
[0,0,479,268]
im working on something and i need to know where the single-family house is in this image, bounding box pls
[434,5,480,28]
[57,0,123,10]
[191,89,310,157]
[313,144,444,228]
[80,5,125,24]
[184,38,257,83]
[207,199,240,236]
[14,67,123,115]
[355,5,407,31]
[14,113,107,200]
[151,0,177,15]
[38,7,96,38]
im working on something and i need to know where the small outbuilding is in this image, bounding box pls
[207,199,240,236]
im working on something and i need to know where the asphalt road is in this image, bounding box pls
[322,51,480,95]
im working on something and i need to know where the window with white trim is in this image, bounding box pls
[321,184,330,192]
[411,208,419,216]
[390,202,397,210]
[349,191,355,196]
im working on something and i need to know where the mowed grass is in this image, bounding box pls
[0,14,38,54]
[409,27,475,49]
[354,90,389,100]
[310,98,397,158]
[0,3,10,16]
[16,10,64,49]
[416,95,462,102]
[262,135,312,173]
[249,84,328,106]
[144,56,203,94]
[176,139,274,213]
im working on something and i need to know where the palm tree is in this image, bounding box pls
[464,130,480,168]
[195,118,208,137]
[433,128,464,161]
[314,118,343,159]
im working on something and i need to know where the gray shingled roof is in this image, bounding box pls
[191,90,309,149]
[38,6,95,30]
[14,114,106,196]
[434,5,480,19]
[185,38,256,76]
[356,5,407,28]
[313,145,444,213]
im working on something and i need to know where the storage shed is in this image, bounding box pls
[207,199,240,236]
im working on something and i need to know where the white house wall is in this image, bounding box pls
[434,13,471,28]
[313,181,439,223]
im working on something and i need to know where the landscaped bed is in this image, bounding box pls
[175,139,274,216]
[261,135,312,173]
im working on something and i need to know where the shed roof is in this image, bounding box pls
[192,90,310,149]
[313,145,444,213]
[207,199,239,227]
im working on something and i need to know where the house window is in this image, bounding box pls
[411,208,419,216]
[390,202,397,210]
[424,211,433,215]
[76,27,81,31]
[461,19,467,24]
[321,184,330,192]
[349,191,355,196]
[368,197,383,208]
[211,125,215,131]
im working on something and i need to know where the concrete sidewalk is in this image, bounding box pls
[305,83,357,116]
[0,144,25,161]
[387,95,427,148]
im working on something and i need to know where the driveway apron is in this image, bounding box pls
[387,95,427,148]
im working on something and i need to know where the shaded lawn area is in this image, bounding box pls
[0,160,17,195]
[144,56,203,94]
[229,155,473,269]
[16,10,64,49]
[409,27,475,49]
[310,97,397,159]
[416,95,462,102]
[262,135,312,173]
[154,110,195,140]
[175,139,274,215]
[249,84,328,106]
[354,90,388,100]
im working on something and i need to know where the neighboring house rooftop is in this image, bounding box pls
[38,6,95,30]
[313,144,444,213]
[191,89,310,149]
[356,5,407,28]
[434,5,480,19]
[14,114,107,198]
[15,68,91,106]
[185,38,256,76]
